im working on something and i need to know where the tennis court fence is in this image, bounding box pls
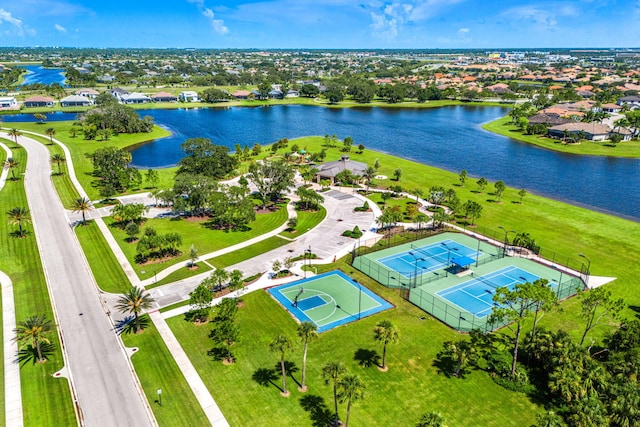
[407,275,585,333]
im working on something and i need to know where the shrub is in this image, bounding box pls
[354,201,370,212]
[342,225,363,239]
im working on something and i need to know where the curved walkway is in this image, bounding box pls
[0,140,24,427]
[8,131,155,427]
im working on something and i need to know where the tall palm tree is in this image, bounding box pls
[71,197,93,225]
[322,361,347,424]
[297,321,318,392]
[45,127,56,144]
[373,320,399,371]
[269,334,294,396]
[14,315,55,363]
[116,287,155,333]
[50,153,66,175]
[8,128,22,146]
[6,207,31,237]
[337,373,366,427]
[4,157,19,180]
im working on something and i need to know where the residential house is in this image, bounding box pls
[601,103,623,114]
[285,89,300,98]
[120,92,151,104]
[110,87,130,101]
[527,113,572,126]
[268,89,283,99]
[23,95,55,108]
[617,96,640,108]
[547,122,611,141]
[0,96,18,109]
[75,88,99,100]
[151,92,178,103]
[60,95,92,107]
[231,90,251,100]
[179,91,200,102]
[315,156,368,184]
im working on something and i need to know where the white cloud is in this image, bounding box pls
[0,8,24,35]
[458,27,469,34]
[409,0,467,22]
[54,23,66,32]
[370,11,399,40]
[501,4,578,29]
[203,7,228,35]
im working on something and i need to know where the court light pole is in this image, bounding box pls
[304,246,312,279]
[440,242,452,277]
[498,226,515,257]
[408,251,420,288]
[579,253,591,288]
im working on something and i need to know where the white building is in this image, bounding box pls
[179,91,200,102]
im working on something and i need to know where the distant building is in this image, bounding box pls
[547,122,611,141]
[231,90,251,100]
[617,96,640,108]
[60,95,92,107]
[120,92,151,104]
[0,96,18,109]
[110,87,130,101]
[179,91,200,102]
[23,95,55,108]
[315,156,368,183]
[151,92,178,103]
[75,88,99,99]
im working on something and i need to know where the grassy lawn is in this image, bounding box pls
[150,263,213,288]
[106,205,288,280]
[279,206,326,239]
[208,236,290,270]
[10,122,173,200]
[74,220,132,294]
[167,273,541,427]
[0,139,76,426]
[365,192,419,220]
[483,116,640,158]
[120,318,210,427]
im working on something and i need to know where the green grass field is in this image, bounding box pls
[0,139,76,426]
[483,116,640,158]
[106,205,288,280]
[279,206,326,239]
[208,236,290,270]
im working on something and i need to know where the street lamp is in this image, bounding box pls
[157,388,162,406]
[440,242,452,277]
[579,253,591,288]
[498,226,515,257]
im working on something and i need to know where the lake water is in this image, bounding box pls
[3,106,639,221]
[19,65,66,86]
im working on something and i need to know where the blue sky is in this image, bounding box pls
[0,0,638,48]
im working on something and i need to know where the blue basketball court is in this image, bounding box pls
[436,266,541,318]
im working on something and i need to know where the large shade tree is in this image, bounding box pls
[116,287,155,333]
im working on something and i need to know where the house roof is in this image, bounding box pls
[121,92,150,101]
[601,103,621,110]
[528,113,572,126]
[316,156,368,178]
[61,95,91,103]
[24,95,55,103]
[232,90,251,97]
[151,91,176,99]
[75,88,99,95]
[548,122,611,135]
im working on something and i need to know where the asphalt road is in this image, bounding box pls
[19,134,155,427]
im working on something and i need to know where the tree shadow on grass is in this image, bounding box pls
[8,230,29,238]
[115,315,150,335]
[252,367,282,392]
[207,347,234,362]
[354,348,380,368]
[432,354,463,378]
[300,394,335,427]
[17,342,56,366]
[277,361,301,387]
[628,305,640,319]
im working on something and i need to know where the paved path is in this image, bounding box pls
[12,132,155,427]
[1,141,24,427]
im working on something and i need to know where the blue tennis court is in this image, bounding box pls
[437,266,541,318]
[378,239,481,279]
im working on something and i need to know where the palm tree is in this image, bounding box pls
[115,287,155,333]
[269,334,294,396]
[322,361,347,424]
[362,166,376,192]
[14,315,55,363]
[4,157,19,180]
[337,373,366,427]
[373,320,399,371]
[71,197,93,225]
[8,128,22,146]
[297,321,318,392]
[50,153,66,175]
[45,127,56,144]
[7,207,31,237]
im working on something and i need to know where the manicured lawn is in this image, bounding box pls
[120,318,209,427]
[0,139,76,426]
[208,236,290,270]
[10,122,172,200]
[74,220,132,293]
[279,206,326,239]
[106,206,288,280]
[483,116,640,158]
[150,263,213,288]
[167,273,542,427]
